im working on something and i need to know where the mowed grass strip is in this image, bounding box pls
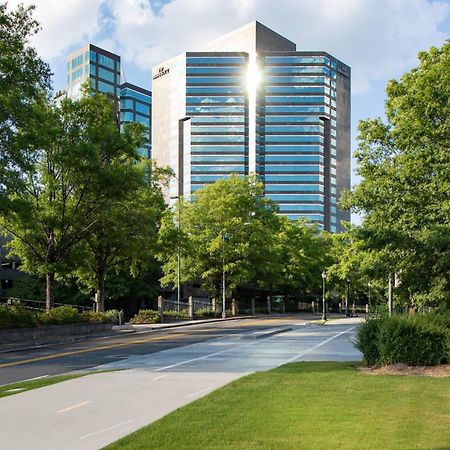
[0,373,88,398]
[106,362,450,450]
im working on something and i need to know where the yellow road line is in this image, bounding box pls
[0,333,186,369]
[58,400,91,414]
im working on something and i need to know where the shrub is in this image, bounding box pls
[129,309,160,324]
[0,305,37,329]
[355,317,383,366]
[194,307,215,317]
[356,313,449,367]
[37,306,83,326]
[163,309,189,320]
[81,310,116,324]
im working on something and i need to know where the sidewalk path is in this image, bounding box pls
[0,319,362,450]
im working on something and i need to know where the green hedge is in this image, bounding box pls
[356,313,450,367]
[0,305,117,329]
[129,309,160,324]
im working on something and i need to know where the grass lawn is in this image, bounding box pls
[106,362,450,450]
[0,373,89,398]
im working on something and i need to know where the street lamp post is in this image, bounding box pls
[222,232,227,319]
[345,278,351,317]
[170,195,181,312]
[368,281,372,313]
[321,271,327,321]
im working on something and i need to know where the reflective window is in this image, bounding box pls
[266,76,326,84]
[191,155,246,163]
[265,155,323,163]
[264,145,323,153]
[135,102,150,115]
[265,165,321,173]
[265,106,328,113]
[192,125,245,133]
[187,87,243,94]
[265,184,323,192]
[120,88,151,103]
[186,96,244,104]
[187,57,245,64]
[191,145,245,153]
[187,76,244,84]
[187,67,243,75]
[264,125,323,133]
[278,204,324,212]
[267,194,323,202]
[97,80,115,95]
[191,135,245,143]
[191,165,245,173]
[265,56,329,64]
[121,111,134,122]
[98,67,115,83]
[265,66,329,75]
[191,116,244,124]
[264,116,321,123]
[71,54,83,69]
[98,54,115,70]
[90,64,96,76]
[135,115,150,127]
[120,99,134,110]
[90,50,97,62]
[265,96,326,104]
[265,175,323,182]
[71,68,83,81]
[191,174,234,182]
[187,106,245,113]
[265,135,324,143]
[266,86,326,94]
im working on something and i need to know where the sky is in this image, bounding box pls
[7,0,450,222]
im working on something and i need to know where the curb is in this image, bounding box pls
[0,315,267,354]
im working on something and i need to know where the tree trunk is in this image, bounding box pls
[46,272,55,311]
[96,271,106,312]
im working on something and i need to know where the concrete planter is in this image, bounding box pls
[0,322,113,344]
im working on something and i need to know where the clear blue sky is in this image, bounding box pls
[9,0,450,222]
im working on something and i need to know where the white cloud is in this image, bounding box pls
[7,0,449,93]
[8,0,104,61]
[106,0,449,93]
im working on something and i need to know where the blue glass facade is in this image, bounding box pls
[152,23,351,231]
[186,53,248,191]
[120,83,152,158]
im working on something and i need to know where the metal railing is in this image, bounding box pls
[0,297,93,312]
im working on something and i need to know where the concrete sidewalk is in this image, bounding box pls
[0,321,362,450]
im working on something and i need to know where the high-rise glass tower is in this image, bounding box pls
[152,22,350,231]
[66,45,152,158]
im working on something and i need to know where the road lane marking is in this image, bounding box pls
[186,386,214,398]
[80,420,133,440]
[58,400,91,414]
[278,326,356,365]
[0,333,187,369]
[153,332,285,372]
[5,388,26,393]
[151,374,167,381]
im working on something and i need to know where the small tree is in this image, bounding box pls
[0,92,144,310]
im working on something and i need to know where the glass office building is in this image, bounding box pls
[120,83,152,159]
[152,22,350,231]
[66,45,152,157]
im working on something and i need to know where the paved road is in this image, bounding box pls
[0,316,362,450]
[0,316,298,385]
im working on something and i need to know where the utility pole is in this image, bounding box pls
[388,273,393,316]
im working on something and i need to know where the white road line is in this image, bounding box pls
[186,386,214,398]
[278,326,356,366]
[0,374,50,388]
[57,400,91,414]
[151,374,167,381]
[152,332,283,372]
[79,420,133,440]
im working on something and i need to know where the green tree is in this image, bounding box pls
[0,3,51,196]
[342,41,450,308]
[159,175,280,300]
[0,92,144,310]
[275,218,332,301]
[75,161,168,312]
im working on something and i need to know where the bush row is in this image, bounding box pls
[0,305,119,330]
[129,307,217,324]
[356,313,450,366]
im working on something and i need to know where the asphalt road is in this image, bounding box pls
[0,316,362,450]
[0,316,307,385]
